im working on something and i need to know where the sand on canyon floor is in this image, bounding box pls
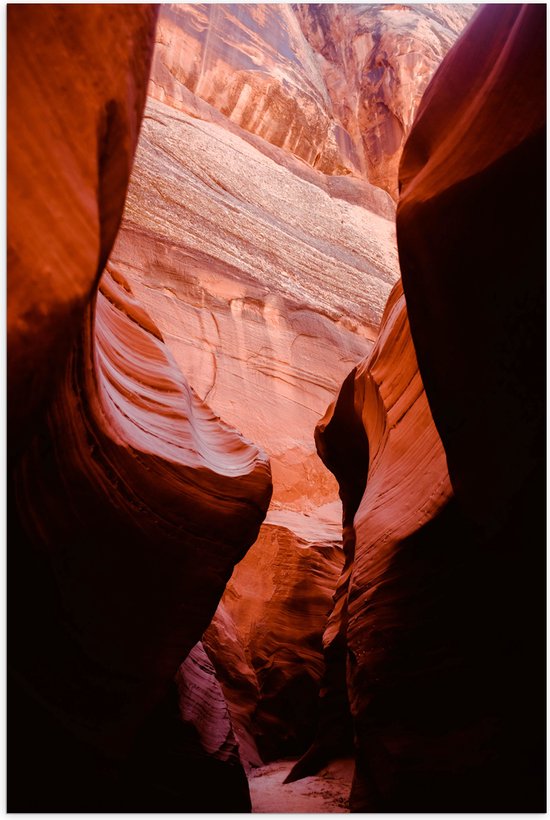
[248,758,354,813]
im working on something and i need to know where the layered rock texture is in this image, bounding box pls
[148,3,476,197]
[293,3,545,813]
[107,3,473,764]
[205,508,344,765]
[8,6,270,811]
[294,3,477,197]
[9,2,541,814]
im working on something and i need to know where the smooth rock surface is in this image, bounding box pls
[7,4,158,455]
[300,4,545,812]
[206,507,344,765]
[396,3,545,810]
[11,265,270,810]
[8,7,271,810]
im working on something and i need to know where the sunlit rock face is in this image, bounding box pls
[109,4,400,762]
[148,3,475,196]
[295,3,476,198]
[8,6,272,811]
[205,508,344,765]
[150,3,362,175]
[299,3,545,812]
[107,2,476,766]
[110,96,398,517]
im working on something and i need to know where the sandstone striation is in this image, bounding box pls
[295,3,545,812]
[150,3,363,176]
[109,7,401,761]
[206,507,344,765]
[106,3,475,770]
[11,263,271,810]
[148,4,475,196]
[110,96,398,513]
[295,3,477,197]
[8,6,272,811]
[7,4,158,456]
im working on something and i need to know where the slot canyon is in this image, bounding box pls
[7,3,545,813]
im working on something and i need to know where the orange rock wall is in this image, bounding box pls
[8,6,272,811]
[298,4,545,811]
[7,4,158,454]
[106,3,475,767]
[295,3,476,197]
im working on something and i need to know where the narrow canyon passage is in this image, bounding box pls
[7,3,545,814]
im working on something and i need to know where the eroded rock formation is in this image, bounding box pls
[148,3,476,196]
[107,5,394,765]
[395,3,546,810]
[7,4,158,456]
[295,3,477,197]
[8,6,271,811]
[206,508,344,765]
[295,3,545,812]
[10,2,543,813]
[105,2,475,769]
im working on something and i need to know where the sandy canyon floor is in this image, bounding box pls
[249,758,354,813]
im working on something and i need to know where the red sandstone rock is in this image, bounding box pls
[110,98,399,515]
[294,3,477,197]
[395,3,545,810]
[300,4,545,812]
[206,508,344,765]
[176,642,242,762]
[290,280,452,798]
[149,4,475,196]
[7,4,158,455]
[398,3,545,538]
[11,265,270,809]
[106,4,476,770]
[110,12,401,760]
[150,3,362,176]
[8,6,271,811]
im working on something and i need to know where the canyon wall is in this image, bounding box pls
[294,3,476,197]
[109,3,473,762]
[395,4,545,809]
[8,4,535,813]
[148,3,476,197]
[8,6,271,811]
[296,3,545,812]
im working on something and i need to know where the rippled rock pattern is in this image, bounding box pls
[206,508,344,765]
[301,3,545,812]
[111,96,398,514]
[8,6,272,811]
[11,264,271,810]
[110,7,399,762]
[107,2,476,771]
